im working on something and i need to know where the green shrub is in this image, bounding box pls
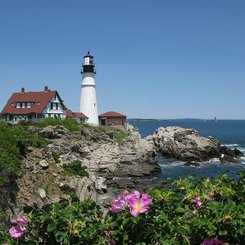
[0,122,49,186]
[19,118,81,132]
[63,160,89,177]
[1,170,244,244]
[38,118,80,131]
[113,129,129,144]
[52,151,60,163]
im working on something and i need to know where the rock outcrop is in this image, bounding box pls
[150,126,244,162]
[14,125,160,214]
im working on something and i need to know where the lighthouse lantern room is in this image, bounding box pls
[79,51,99,125]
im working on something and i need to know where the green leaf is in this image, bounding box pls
[47,222,57,232]
[175,206,186,213]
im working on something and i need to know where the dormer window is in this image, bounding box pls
[16,102,33,108]
[51,102,58,110]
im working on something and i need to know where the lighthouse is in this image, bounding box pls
[80,51,99,125]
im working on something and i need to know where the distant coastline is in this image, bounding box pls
[128,118,245,121]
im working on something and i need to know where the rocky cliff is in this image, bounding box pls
[2,123,242,229]
[4,124,160,225]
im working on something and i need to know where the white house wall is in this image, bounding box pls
[42,94,66,118]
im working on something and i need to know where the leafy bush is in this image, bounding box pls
[39,118,80,131]
[63,160,89,177]
[52,151,60,163]
[0,122,48,186]
[1,170,244,244]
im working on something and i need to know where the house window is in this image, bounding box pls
[51,102,59,110]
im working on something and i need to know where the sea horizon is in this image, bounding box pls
[128,118,245,121]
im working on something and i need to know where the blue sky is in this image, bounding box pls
[0,0,244,119]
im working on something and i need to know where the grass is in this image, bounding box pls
[52,151,60,163]
[112,129,129,144]
[19,118,81,132]
[0,122,49,186]
[63,160,89,177]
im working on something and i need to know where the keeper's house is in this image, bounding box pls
[98,111,127,126]
[66,109,88,124]
[1,86,67,123]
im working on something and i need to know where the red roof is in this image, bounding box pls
[66,109,74,118]
[74,112,88,119]
[1,90,66,115]
[99,111,126,118]
[66,109,88,119]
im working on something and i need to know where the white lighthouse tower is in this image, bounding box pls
[80,51,99,125]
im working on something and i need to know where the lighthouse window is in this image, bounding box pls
[84,57,89,65]
[94,103,96,107]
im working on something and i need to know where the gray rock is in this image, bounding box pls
[37,188,46,199]
[219,154,240,163]
[91,175,107,193]
[39,126,70,139]
[152,126,221,162]
[39,160,49,168]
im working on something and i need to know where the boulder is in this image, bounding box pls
[39,160,49,168]
[220,154,240,163]
[152,127,221,162]
[39,126,70,139]
[234,148,244,157]
[220,146,244,163]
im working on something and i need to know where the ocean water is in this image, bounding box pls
[128,119,245,180]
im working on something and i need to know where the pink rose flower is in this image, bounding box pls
[11,215,28,227]
[192,197,202,208]
[110,190,129,213]
[202,237,223,245]
[9,215,28,239]
[205,195,212,201]
[9,225,26,239]
[126,190,152,217]
[110,190,153,217]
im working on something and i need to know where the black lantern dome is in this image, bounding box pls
[81,51,96,74]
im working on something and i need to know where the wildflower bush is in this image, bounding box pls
[1,170,244,244]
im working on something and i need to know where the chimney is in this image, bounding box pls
[21,87,25,93]
[44,86,48,91]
